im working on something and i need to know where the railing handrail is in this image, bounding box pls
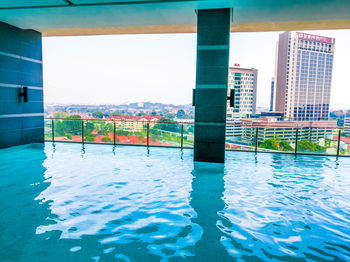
[44,117,194,125]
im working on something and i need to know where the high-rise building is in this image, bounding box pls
[270,77,275,112]
[227,67,258,119]
[274,32,335,121]
[344,117,350,134]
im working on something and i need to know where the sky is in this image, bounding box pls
[43,29,350,109]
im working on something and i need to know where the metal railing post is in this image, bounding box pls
[52,119,55,142]
[113,120,116,145]
[181,124,184,149]
[337,129,341,157]
[295,128,299,155]
[255,128,258,153]
[147,122,150,147]
[82,120,84,144]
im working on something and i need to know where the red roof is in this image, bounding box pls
[106,116,161,121]
[333,135,350,144]
[55,133,174,147]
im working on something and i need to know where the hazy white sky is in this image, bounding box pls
[43,30,350,109]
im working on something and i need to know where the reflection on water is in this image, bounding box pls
[0,144,51,260]
[0,143,350,261]
[190,162,232,261]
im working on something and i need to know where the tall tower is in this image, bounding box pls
[227,67,258,119]
[274,32,335,121]
[270,77,275,112]
[344,116,350,135]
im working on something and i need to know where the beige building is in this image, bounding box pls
[226,117,338,146]
[107,116,161,132]
[274,32,335,121]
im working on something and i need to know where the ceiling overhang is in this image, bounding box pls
[0,0,350,36]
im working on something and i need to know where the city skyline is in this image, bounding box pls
[43,30,350,109]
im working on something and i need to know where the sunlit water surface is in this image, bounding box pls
[0,143,350,261]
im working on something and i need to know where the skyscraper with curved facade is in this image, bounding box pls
[273,31,335,121]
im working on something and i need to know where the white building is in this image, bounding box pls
[344,117,350,134]
[227,67,258,119]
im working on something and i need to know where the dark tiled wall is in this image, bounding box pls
[0,22,44,149]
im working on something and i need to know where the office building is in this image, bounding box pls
[241,118,337,144]
[274,32,335,121]
[345,117,350,134]
[270,77,275,112]
[227,67,258,119]
[260,111,284,119]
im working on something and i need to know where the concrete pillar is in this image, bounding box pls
[194,9,231,163]
[0,22,44,148]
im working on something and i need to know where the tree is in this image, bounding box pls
[55,120,66,136]
[153,117,180,132]
[102,136,112,142]
[65,134,72,140]
[92,111,104,119]
[117,130,132,136]
[260,138,279,150]
[63,115,82,135]
[297,140,326,153]
[279,141,293,151]
[97,122,113,134]
[176,109,186,119]
[85,136,95,142]
[259,135,294,152]
[85,122,95,136]
[137,134,145,142]
[165,113,174,119]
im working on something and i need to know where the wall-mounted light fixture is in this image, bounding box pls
[19,86,28,103]
[227,89,235,108]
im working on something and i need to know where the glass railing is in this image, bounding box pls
[45,118,194,149]
[45,118,350,156]
[52,118,83,143]
[44,119,53,141]
[225,123,349,157]
[225,125,256,151]
[84,120,114,144]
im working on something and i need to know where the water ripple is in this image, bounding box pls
[0,143,350,261]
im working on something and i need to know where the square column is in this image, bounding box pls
[0,22,44,148]
[194,9,231,163]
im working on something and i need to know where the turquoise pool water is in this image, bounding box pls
[0,143,350,261]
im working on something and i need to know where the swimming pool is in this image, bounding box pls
[0,142,349,261]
